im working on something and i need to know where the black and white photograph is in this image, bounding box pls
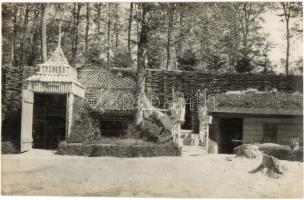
[1,1,303,198]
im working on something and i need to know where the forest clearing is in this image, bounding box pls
[1,2,303,198]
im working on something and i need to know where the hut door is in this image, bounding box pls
[20,89,34,152]
[219,118,243,154]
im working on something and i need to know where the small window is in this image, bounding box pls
[263,123,278,143]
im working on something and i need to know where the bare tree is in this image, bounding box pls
[96,3,101,34]
[114,4,119,65]
[10,4,18,66]
[166,4,174,70]
[19,5,30,66]
[135,3,150,126]
[72,3,82,64]
[127,3,133,56]
[85,3,90,63]
[28,9,39,66]
[107,3,111,66]
[41,3,48,62]
[281,2,291,74]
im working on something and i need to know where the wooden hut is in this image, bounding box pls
[78,65,137,136]
[204,90,303,153]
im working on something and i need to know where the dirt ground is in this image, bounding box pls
[1,149,303,198]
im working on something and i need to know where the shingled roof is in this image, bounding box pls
[26,46,84,97]
[79,65,136,113]
[79,66,136,89]
[27,46,83,87]
[39,47,70,67]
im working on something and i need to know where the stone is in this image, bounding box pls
[233,144,262,158]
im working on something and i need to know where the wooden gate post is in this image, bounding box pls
[20,89,34,152]
[198,105,212,150]
[171,120,175,142]
[176,121,182,147]
[66,93,74,138]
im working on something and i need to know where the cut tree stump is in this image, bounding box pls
[250,154,285,175]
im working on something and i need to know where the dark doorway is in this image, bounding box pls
[100,120,128,137]
[219,118,243,154]
[181,99,192,130]
[33,94,66,149]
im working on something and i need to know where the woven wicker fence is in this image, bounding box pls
[145,69,303,131]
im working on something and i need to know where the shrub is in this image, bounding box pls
[1,141,18,154]
[258,143,303,161]
[138,115,174,144]
[68,97,100,143]
[126,124,141,138]
[57,141,181,157]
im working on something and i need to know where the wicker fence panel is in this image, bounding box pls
[145,70,303,131]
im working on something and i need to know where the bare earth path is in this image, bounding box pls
[1,149,303,198]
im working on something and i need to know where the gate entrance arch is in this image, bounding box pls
[20,46,84,152]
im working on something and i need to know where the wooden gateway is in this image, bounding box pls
[20,46,84,151]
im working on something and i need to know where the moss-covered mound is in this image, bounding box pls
[209,91,302,110]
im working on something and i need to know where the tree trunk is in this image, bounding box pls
[176,10,184,69]
[41,3,48,63]
[127,3,133,56]
[85,3,90,64]
[286,19,290,74]
[135,4,150,126]
[282,3,291,74]
[27,10,39,66]
[19,5,30,67]
[97,3,101,34]
[107,3,111,67]
[71,3,76,61]
[10,5,18,66]
[166,4,174,70]
[75,4,82,62]
[114,4,119,66]
[71,4,81,64]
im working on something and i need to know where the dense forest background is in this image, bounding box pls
[1,2,303,74]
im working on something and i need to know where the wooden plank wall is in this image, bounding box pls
[243,117,303,144]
